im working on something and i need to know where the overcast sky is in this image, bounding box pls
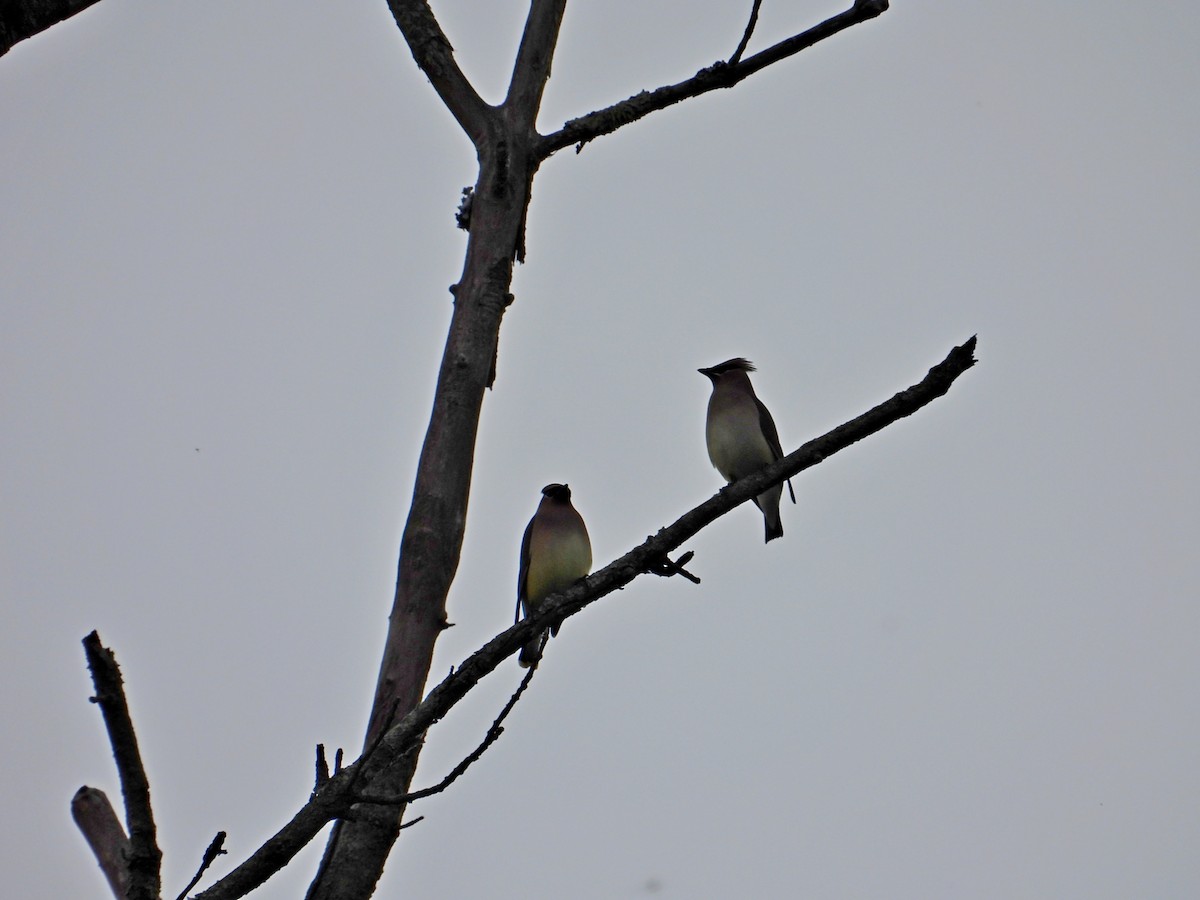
[3,2,1199,898]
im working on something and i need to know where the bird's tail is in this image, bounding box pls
[754,486,785,543]
[764,518,783,542]
[518,630,547,668]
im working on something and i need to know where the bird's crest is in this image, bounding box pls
[701,358,756,375]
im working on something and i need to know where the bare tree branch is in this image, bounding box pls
[71,786,131,900]
[82,630,162,900]
[729,0,764,65]
[538,0,889,158]
[174,832,227,900]
[0,0,103,57]
[312,745,331,798]
[504,0,567,121]
[500,0,569,262]
[359,663,537,806]
[195,336,976,900]
[385,0,493,145]
[194,771,361,900]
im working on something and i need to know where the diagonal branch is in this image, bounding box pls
[0,0,104,57]
[194,765,363,900]
[537,0,889,158]
[194,335,975,900]
[500,0,568,264]
[504,0,568,127]
[82,631,163,900]
[386,0,493,146]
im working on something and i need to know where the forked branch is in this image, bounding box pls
[80,631,163,900]
[538,0,889,157]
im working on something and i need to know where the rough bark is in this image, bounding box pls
[81,631,162,900]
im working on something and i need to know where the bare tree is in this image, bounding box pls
[59,2,980,898]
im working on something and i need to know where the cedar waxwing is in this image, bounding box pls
[699,358,796,543]
[516,483,592,668]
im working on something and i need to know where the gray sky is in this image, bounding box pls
[3,2,1199,898]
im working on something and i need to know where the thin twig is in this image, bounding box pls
[646,550,701,584]
[359,664,538,806]
[174,832,227,900]
[82,631,163,900]
[312,745,330,799]
[729,0,764,65]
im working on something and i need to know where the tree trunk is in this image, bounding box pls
[305,119,541,900]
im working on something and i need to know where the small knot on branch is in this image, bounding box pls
[695,61,739,88]
[455,186,474,230]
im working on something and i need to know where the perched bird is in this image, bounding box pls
[699,358,796,542]
[516,483,592,668]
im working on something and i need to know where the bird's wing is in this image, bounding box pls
[755,396,797,504]
[516,515,535,624]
